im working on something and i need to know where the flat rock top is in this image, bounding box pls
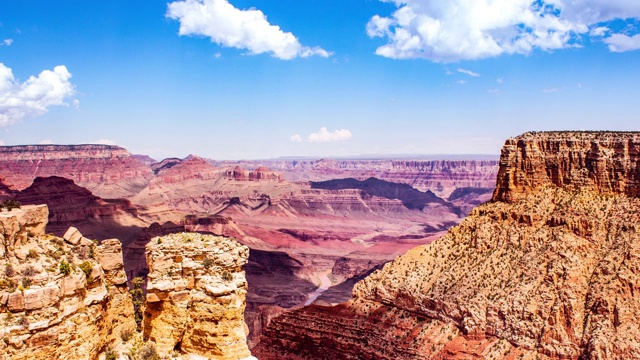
[515,131,640,141]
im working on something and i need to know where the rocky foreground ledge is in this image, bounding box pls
[0,205,134,360]
[144,232,256,360]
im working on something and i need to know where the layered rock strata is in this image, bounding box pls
[254,131,640,359]
[0,205,135,360]
[0,144,153,198]
[144,232,254,359]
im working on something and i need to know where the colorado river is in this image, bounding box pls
[304,273,332,306]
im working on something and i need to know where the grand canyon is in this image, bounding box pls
[2,131,639,359]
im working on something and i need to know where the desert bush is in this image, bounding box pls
[21,266,37,277]
[27,249,39,260]
[21,277,32,289]
[130,277,145,330]
[79,261,93,279]
[138,342,160,360]
[221,270,233,282]
[4,264,15,277]
[105,347,117,360]
[120,327,134,342]
[0,278,17,291]
[202,258,213,269]
[1,199,21,211]
[59,260,71,275]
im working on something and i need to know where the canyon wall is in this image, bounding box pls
[144,232,255,360]
[494,131,640,202]
[0,145,153,198]
[0,205,135,360]
[255,131,640,359]
[216,159,498,198]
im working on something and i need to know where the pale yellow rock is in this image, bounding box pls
[144,232,253,360]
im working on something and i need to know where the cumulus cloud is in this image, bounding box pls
[458,68,480,77]
[308,127,352,143]
[367,0,640,61]
[605,33,640,52]
[0,63,76,127]
[2,39,13,46]
[292,127,352,143]
[167,0,331,60]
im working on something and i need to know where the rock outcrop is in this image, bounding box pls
[254,131,640,359]
[494,131,640,203]
[144,232,255,359]
[0,144,153,198]
[0,205,135,360]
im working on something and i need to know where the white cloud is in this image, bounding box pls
[39,139,53,144]
[0,63,76,127]
[458,68,480,77]
[456,80,466,84]
[167,0,331,60]
[488,89,500,94]
[290,134,303,142]
[367,0,640,61]
[308,127,352,143]
[590,26,609,37]
[605,33,640,52]
[94,139,117,145]
[2,39,13,46]
[0,140,4,146]
[497,77,504,84]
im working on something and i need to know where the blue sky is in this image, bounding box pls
[1,0,639,160]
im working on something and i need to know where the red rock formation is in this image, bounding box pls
[493,131,640,203]
[0,145,153,198]
[254,131,640,360]
[13,176,144,241]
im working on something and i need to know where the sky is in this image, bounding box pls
[1,0,640,160]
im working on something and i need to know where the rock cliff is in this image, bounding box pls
[144,232,255,360]
[0,205,135,360]
[0,144,153,198]
[254,131,640,359]
[11,176,144,240]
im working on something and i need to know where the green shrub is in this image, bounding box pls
[202,258,213,269]
[79,261,93,280]
[21,277,32,289]
[1,199,21,211]
[221,270,233,282]
[27,249,39,260]
[105,347,117,360]
[59,260,71,276]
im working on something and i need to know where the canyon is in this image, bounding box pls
[254,131,640,359]
[0,144,495,348]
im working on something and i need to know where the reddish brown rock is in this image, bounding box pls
[0,144,153,198]
[254,131,640,360]
[493,131,640,203]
